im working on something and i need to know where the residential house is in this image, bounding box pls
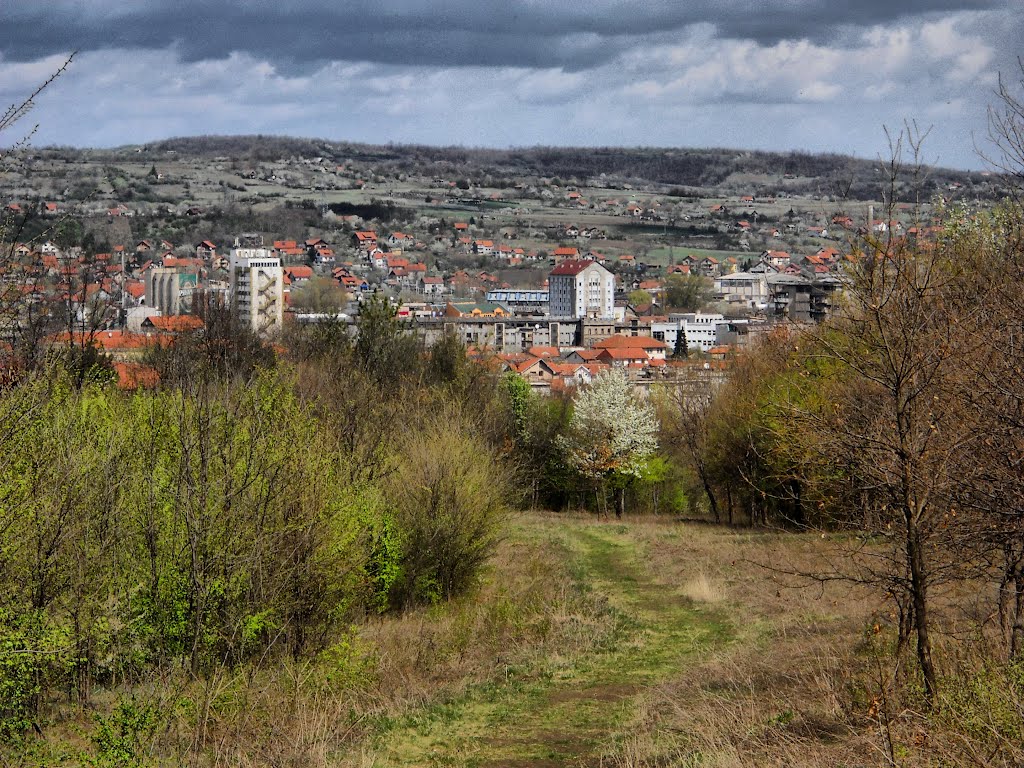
[387,232,414,250]
[762,250,791,270]
[313,246,335,265]
[195,240,217,260]
[141,315,205,335]
[699,257,721,277]
[592,334,668,362]
[419,276,446,297]
[352,231,378,251]
[284,265,314,285]
[551,246,580,265]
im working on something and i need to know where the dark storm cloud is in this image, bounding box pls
[1,0,1009,71]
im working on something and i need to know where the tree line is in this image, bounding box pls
[663,153,1024,760]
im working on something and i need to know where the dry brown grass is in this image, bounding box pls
[581,519,883,767]
[681,571,726,604]
[42,513,1020,767]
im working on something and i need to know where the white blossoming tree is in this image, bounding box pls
[560,369,659,518]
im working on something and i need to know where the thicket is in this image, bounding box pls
[0,296,519,758]
[666,174,1024,760]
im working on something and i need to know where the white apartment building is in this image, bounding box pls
[229,248,284,334]
[548,259,615,319]
[652,312,726,352]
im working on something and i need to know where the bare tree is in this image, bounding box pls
[981,57,1024,193]
[783,125,978,702]
[0,54,75,374]
[660,367,723,523]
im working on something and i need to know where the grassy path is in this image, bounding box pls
[367,519,734,767]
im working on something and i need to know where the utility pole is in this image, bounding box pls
[121,247,127,327]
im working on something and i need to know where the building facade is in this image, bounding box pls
[485,288,549,315]
[229,248,284,334]
[144,266,198,316]
[548,260,615,319]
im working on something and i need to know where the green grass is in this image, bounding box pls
[366,518,735,767]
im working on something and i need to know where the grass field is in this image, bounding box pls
[336,513,882,767]
[23,513,896,767]
[363,521,734,766]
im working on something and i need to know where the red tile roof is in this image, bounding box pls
[593,334,668,350]
[550,259,600,276]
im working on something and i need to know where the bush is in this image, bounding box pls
[386,411,510,606]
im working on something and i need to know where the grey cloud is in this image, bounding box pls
[1,0,1011,71]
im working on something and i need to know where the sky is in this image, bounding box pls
[1,1,1021,170]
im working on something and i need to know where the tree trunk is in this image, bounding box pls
[998,564,1014,656]
[701,469,721,524]
[905,521,937,702]
[614,486,625,519]
[726,485,734,526]
[1012,570,1024,660]
[790,479,804,527]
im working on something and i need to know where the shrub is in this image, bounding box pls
[386,410,510,606]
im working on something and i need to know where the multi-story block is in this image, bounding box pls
[229,248,284,334]
[145,266,198,316]
[548,260,615,319]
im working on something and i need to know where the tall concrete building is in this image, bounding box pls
[548,259,615,319]
[145,266,198,316]
[229,248,284,334]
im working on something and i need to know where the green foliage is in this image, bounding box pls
[502,371,533,443]
[289,276,348,314]
[0,611,43,742]
[0,352,518,751]
[425,328,469,389]
[87,696,158,768]
[354,293,421,388]
[362,502,403,613]
[627,289,653,306]
[57,339,118,388]
[316,627,375,691]
[386,411,509,606]
[664,274,712,311]
[939,661,1024,757]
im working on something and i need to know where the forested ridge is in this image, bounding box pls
[33,134,991,200]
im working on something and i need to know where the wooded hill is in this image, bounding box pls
[31,134,1000,201]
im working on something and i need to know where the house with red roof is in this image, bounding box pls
[592,334,669,362]
[419,275,446,297]
[284,265,314,284]
[551,246,580,265]
[195,240,217,260]
[387,232,414,249]
[142,315,205,335]
[352,231,378,251]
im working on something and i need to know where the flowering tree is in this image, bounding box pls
[560,369,659,517]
